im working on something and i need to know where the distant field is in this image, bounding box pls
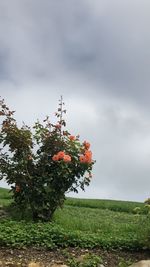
[65,197,145,213]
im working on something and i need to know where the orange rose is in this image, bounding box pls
[57,151,65,159]
[79,155,86,163]
[84,155,92,163]
[52,154,59,161]
[84,150,92,163]
[15,185,21,192]
[80,149,92,163]
[63,155,71,162]
[85,150,92,157]
[69,135,75,141]
[83,141,90,150]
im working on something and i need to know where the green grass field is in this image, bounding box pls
[0,187,12,206]
[65,197,145,213]
[0,187,11,198]
[0,187,150,250]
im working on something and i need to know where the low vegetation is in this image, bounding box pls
[0,187,150,251]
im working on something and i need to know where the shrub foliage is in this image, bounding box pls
[0,96,94,221]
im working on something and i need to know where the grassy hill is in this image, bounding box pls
[65,197,144,213]
[0,187,149,250]
[0,187,145,212]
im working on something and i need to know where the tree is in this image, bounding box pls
[0,96,95,221]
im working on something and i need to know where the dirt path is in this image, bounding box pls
[0,248,149,267]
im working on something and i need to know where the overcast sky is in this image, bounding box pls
[0,0,150,202]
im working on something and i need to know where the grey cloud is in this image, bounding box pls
[1,0,150,104]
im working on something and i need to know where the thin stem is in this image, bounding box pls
[59,95,63,137]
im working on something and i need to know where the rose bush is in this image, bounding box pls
[0,97,95,221]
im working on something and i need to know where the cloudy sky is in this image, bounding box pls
[0,0,150,202]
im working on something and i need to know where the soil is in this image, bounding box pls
[0,247,149,267]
